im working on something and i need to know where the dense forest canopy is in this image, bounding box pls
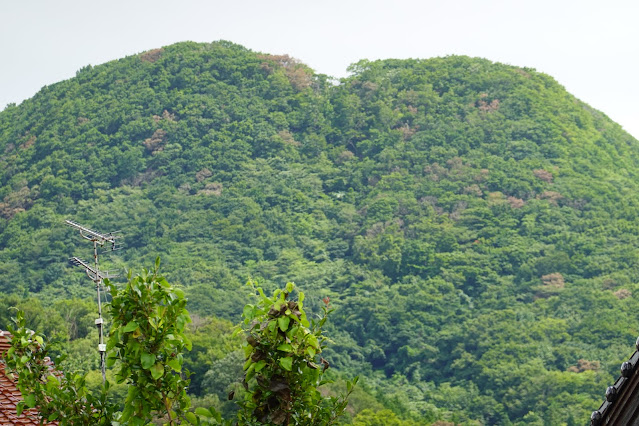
[1,40,638,424]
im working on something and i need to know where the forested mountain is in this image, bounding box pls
[1,40,638,424]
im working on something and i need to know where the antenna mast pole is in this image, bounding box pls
[66,220,121,384]
[93,236,105,383]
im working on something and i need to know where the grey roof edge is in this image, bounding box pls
[591,338,639,425]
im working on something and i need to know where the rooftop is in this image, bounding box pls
[0,330,58,425]
[591,337,639,425]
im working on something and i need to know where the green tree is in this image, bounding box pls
[105,258,194,424]
[5,262,353,425]
[5,310,116,424]
[238,281,356,425]
[5,260,222,425]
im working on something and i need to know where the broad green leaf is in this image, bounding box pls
[148,318,158,331]
[126,381,138,403]
[127,340,141,353]
[243,358,252,371]
[24,393,35,408]
[106,334,117,351]
[167,358,181,372]
[107,353,118,367]
[244,344,254,358]
[286,282,294,293]
[150,362,164,380]
[141,352,156,369]
[195,406,213,417]
[245,362,256,381]
[156,305,166,318]
[121,403,134,422]
[122,321,139,333]
[254,359,266,372]
[257,287,270,303]
[243,304,254,320]
[277,343,293,352]
[306,334,319,349]
[132,285,142,298]
[278,316,291,332]
[246,366,256,382]
[176,315,186,331]
[279,357,293,371]
[286,326,299,339]
[185,412,197,425]
[273,300,283,311]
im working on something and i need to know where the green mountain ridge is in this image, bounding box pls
[1,40,638,424]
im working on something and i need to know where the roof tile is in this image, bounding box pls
[0,330,58,425]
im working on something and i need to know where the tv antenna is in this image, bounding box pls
[66,219,122,384]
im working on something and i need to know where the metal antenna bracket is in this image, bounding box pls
[67,219,123,385]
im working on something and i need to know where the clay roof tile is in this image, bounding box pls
[0,330,58,425]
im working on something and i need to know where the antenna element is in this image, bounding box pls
[66,219,121,384]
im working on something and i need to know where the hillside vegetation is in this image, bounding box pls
[1,41,638,424]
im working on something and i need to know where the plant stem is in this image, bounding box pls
[163,392,174,426]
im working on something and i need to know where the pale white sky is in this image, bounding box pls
[1,0,637,138]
